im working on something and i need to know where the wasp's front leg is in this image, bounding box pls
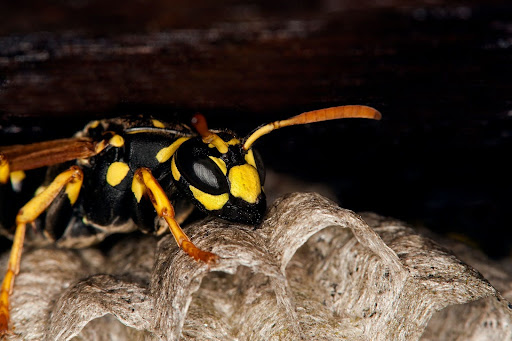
[0,166,84,336]
[132,167,218,264]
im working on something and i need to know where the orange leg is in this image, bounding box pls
[0,166,83,335]
[133,168,218,264]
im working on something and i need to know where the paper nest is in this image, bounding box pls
[2,192,511,340]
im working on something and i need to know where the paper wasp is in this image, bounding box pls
[0,105,381,334]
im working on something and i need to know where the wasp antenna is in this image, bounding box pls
[191,113,209,137]
[191,113,229,154]
[243,105,381,150]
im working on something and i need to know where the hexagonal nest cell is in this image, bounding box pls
[2,192,512,340]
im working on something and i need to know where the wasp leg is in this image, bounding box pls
[132,167,218,264]
[0,166,84,335]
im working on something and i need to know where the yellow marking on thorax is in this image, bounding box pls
[94,140,107,154]
[131,176,145,202]
[152,119,165,128]
[109,134,125,147]
[106,162,130,187]
[228,164,261,203]
[209,156,227,175]
[10,170,26,192]
[171,156,181,180]
[87,120,100,129]
[244,149,257,169]
[156,137,190,163]
[93,131,125,154]
[189,185,229,211]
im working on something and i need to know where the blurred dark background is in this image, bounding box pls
[0,1,510,258]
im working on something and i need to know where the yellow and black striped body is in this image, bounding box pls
[0,116,266,247]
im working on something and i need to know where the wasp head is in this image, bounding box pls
[172,127,266,225]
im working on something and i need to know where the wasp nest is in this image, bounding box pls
[2,192,512,340]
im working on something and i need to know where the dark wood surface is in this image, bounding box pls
[0,1,511,257]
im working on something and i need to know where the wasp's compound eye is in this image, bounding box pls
[175,146,229,195]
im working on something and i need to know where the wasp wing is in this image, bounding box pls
[0,137,96,172]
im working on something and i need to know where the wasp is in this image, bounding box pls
[0,105,381,334]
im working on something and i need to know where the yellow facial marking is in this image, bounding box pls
[152,119,165,128]
[209,156,227,175]
[171,156,181,181]
[156,137,190,163]
[189,185,229,211]
[244,149,257,169]
[106,162,130,187]
[10,170,26,192]
[109,134,125,147]
[228,164,261,204]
